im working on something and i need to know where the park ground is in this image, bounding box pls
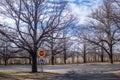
[0,70,59,80]
[0,63,120,80]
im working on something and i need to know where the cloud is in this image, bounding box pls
[68,0,102,24]
[0,16,15,27]
[0,0,102,25]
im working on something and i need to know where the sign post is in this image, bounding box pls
[38,50,46,72]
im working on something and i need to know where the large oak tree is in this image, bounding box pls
[0,0,70,72]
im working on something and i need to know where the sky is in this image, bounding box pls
[0,0,103,25]
[66,0,103,46]
[67,0,102,24]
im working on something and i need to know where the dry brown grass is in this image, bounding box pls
[0,70,59,80]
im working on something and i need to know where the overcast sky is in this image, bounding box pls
[68,0,102,24]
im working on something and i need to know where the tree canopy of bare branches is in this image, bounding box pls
[83,0,120,64]
[0,0,73,72]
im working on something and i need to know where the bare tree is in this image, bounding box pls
[85,0,120,64]
[0,25,11,65]
[45,32,65,65]
[112,0,120,28]
[62,29,73,64]
[0,0,69,72]
[44,30,71,65]
[44,13,77,65]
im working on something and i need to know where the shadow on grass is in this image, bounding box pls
[0,71,59,80]
[0,72,9,77]
[53,71,120,80]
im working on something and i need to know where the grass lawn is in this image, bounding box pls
[0,70,59,80]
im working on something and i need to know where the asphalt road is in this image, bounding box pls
[0,64,120,73]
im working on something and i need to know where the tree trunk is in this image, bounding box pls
[101,53,104,62]
[109,54,113,64]
[29,58,31,65]
[83,53,86,63]
[64,52,66,64]
[72,56,74,64]
[101,42,104,62]
[51,55,54,65]
[94,53,97,62]
[109,44,113,64]
[83,44,86,63]
[77,55,79,65]
[4,59,7,66]
[31,53,37,72]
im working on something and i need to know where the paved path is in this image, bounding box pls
[53,72,120,80]
[44,64,120,74]
[0,64,120,80]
